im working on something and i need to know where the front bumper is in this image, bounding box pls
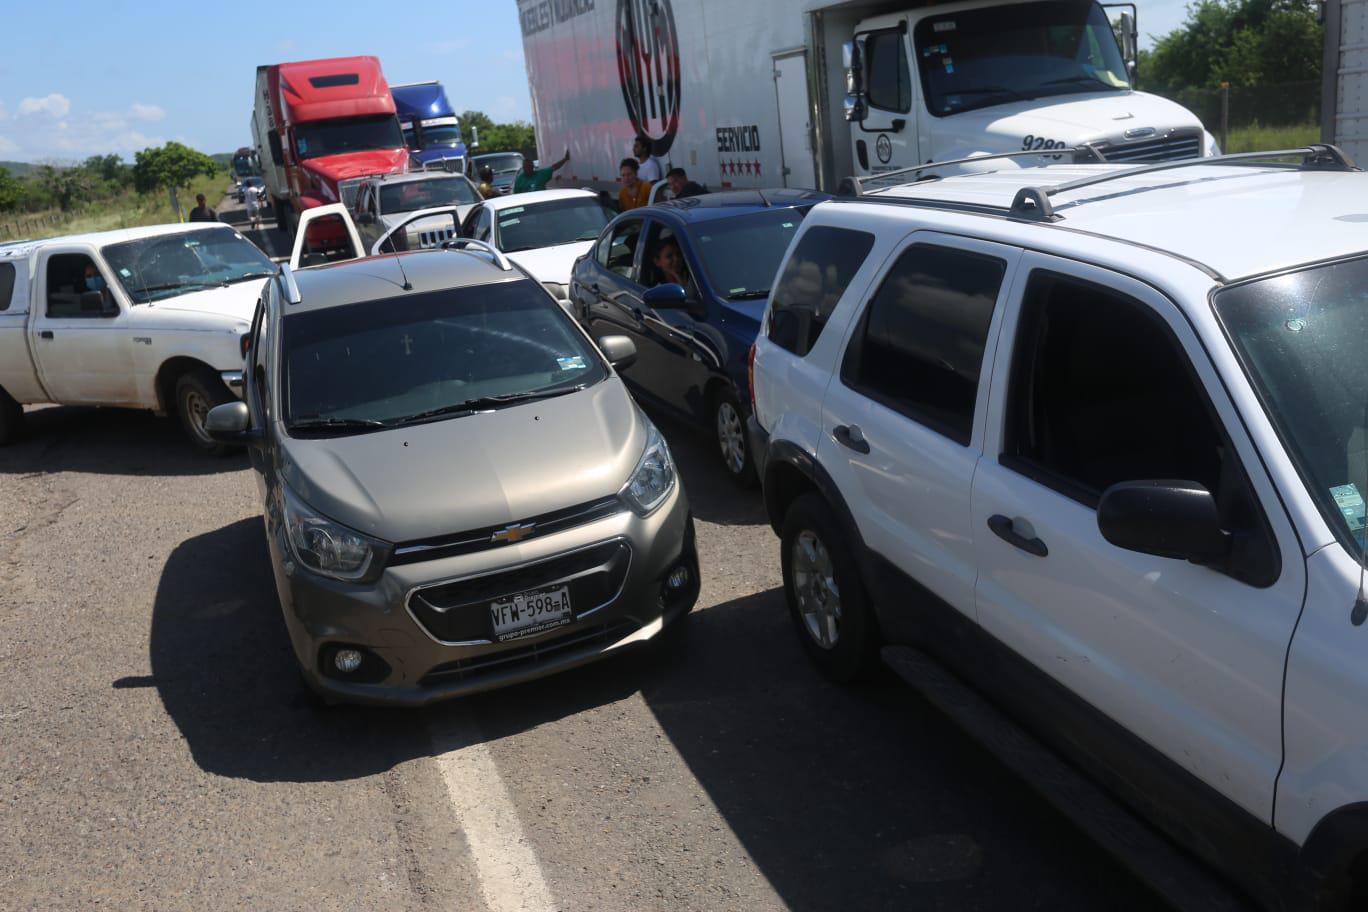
[267,484,698,706]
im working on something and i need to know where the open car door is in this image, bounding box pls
[289,203,365,270]
[372,206,467,254]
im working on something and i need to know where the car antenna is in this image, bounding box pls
[1353,402,1368,625]
[389,244,413,291]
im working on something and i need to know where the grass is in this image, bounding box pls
[1221,122,1319,154]
[0,167,234,242]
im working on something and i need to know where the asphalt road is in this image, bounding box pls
[0,381,1170,911]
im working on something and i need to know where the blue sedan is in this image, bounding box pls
[570,189,829,485]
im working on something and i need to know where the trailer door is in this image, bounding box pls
[773,51,817,190]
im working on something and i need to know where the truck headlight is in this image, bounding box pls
[280,483,389,581]
[620,419,677,516]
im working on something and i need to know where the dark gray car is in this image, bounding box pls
[207,246,698,704]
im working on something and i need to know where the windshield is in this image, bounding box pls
[402,126,419,150]
[478,154,524,174]
[688,208,807,299]
[294,114,404,159]
[281,280,607,432]
[496,198,615,253]
[422,124,463,148]
[381,178,478,214]
[102,227,275,304]
[915,0,1130,117]
[1215,256,1368,550]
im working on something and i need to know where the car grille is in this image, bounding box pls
[406,539,633,643]
[391,496,622,566]
[419,620,638,685]
[416,226,457,249]
[1093,129,1204,163]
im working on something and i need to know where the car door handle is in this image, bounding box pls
[987,514,1048,557]
[39,330,54,340]
[832,424,870,454]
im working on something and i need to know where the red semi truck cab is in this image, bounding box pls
[251,55,409,239]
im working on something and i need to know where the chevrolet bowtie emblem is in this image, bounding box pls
[491,523,535,544]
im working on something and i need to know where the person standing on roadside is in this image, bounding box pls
[187,193,217,222]
[477,167,498,200]
[513,149,570,193]
[617,158,651,211]
[633,135,662,185]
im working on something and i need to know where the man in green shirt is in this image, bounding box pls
[513,149,571,193]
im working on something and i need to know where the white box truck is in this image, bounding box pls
[1322,0,1368,163]
[515,0,1217,193]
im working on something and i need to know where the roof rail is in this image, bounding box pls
[441,237,512,271]
[278,263,302,305]
[840,146,1106,197]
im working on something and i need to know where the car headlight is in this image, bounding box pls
[279,483,389,581]
[620,418,677,516]
[542,281,569,301]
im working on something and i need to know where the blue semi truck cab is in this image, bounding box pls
[391,81,471,170]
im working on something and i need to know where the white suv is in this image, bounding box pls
[749,147,1368,911]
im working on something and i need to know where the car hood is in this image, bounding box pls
[507,241,594,285]
[278,379,644,544]
[139,280,267,324]
[931,90,1203,160]
[303,149,410,183]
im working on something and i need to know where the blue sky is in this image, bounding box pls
[0,0,1192,164]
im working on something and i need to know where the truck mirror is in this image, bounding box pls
[470,126,480,149]
[843,94,868,124]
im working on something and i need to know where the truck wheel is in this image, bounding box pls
[713,387,757,488]
[0,386,24,445]
[781,493,878,682]
[175,370,234,455]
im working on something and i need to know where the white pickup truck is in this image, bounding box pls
[0,222,277,452]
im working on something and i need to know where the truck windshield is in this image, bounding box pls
[102,226,275,304]
[381,178,479,213]
[421,124,463,148]
[496,198,615,253]
[688,208,806,300]
[1214,256,1368,552]
[478,154,524,174]
[281,280,606,432]
[915,0,1130,117]
[294,114,404,160]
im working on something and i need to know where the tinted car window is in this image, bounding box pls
[604,219,642,279]
[689,208,806,299]
[0,262,14,311]
[842,245,1004,444]
[495,198,614,253]
[380,177,478,213]
[865,29,911,113]
[281,280,606,432]
[768,226,875,356]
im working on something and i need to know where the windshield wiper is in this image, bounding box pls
[390,384,589,427]
[225,271,277,283]
[574,230,603,241]
[948,85,1027,100]
[1038,75,1119,90]
[289,416,389,434]
[141,280,229,293]
[727,289,770,300]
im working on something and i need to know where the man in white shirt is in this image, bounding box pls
[634,135,662,184]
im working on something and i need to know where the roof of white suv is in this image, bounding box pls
[861,161,1368,281]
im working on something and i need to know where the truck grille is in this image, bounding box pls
[406,539,633,643]
[416,226,457,249]
[1094,129,1204,163]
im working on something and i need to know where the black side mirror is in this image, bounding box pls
[1097,480,1229,566]
[205,401,258,444]
[642,283,687,309]
[597,334,637,371]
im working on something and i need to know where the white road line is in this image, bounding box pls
[430,717,557,912]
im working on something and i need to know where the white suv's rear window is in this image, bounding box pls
[767,226,874,356]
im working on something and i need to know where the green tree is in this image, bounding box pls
[1143,0,1322,93]
[460,110,537,156]
[0,167,22,211]
[37,164,91,212]
[133,142,219,196]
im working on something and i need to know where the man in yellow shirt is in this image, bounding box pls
[617,158,651,211]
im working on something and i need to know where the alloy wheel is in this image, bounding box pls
[716,400,746,475]
[791,529,841,649]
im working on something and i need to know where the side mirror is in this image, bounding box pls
[597,334,637,371]
[357,211,377,225]
[843,37,867,122]
[843,94,868,124]
[642,283,688,309]
[205,401,256,443]
[1097,480,1229,566]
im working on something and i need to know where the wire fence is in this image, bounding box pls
[0,209,80,242]
[1149,79,1320,139]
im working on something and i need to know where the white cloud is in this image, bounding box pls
[17,93,71,118]
[129,103,165,122]
[0,102,8,122]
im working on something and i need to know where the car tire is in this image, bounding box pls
[713,387,757,488]
[175,369,234,456]
[781,493,878,682]
[0,386,24,445]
